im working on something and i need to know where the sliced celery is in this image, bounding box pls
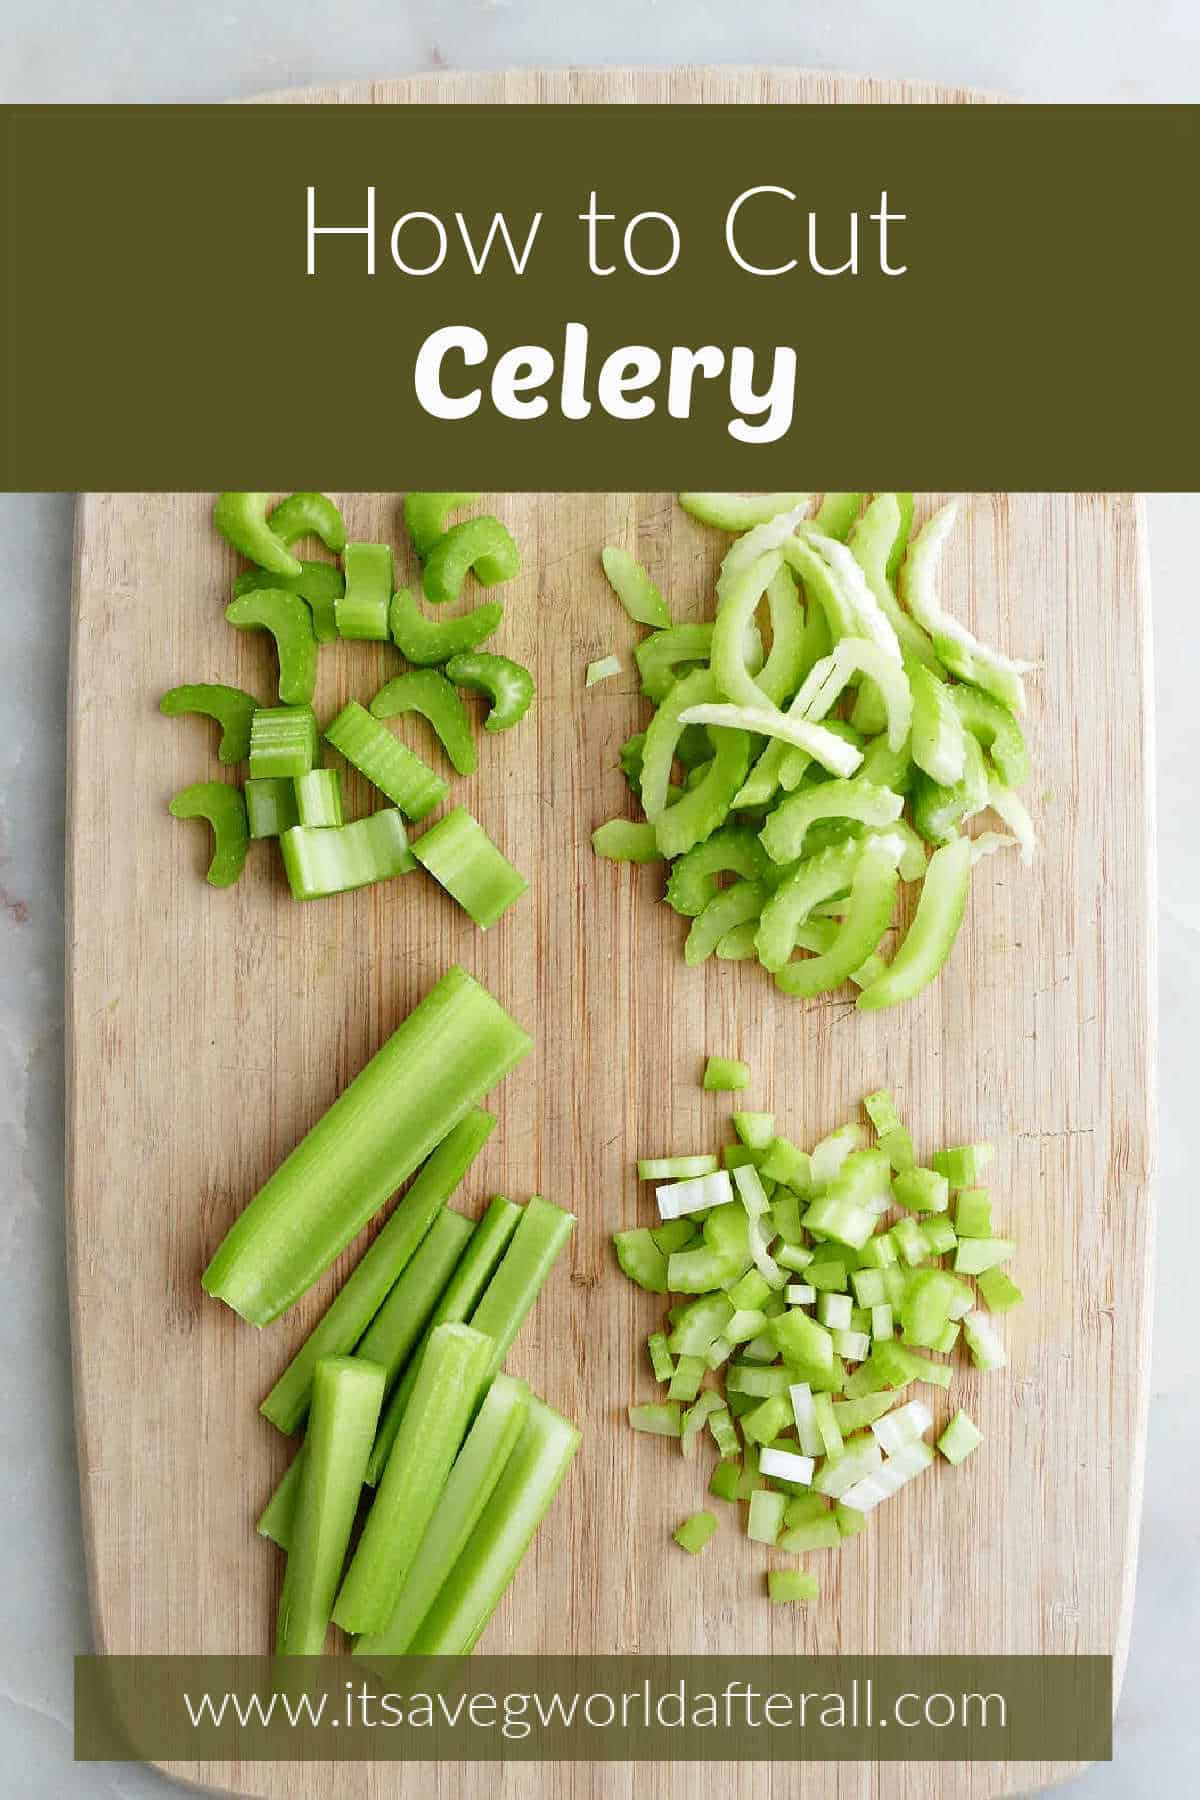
[168,782,249,888]
[389,589,503,666]
[647,1332,675,1384]
[406,1394,580,1654]
[674,1510,718,1555]
[708,1406,740,1460]
[614,1227,668,1294]
[937,1409,983,1466]
[337,542,393,641]
[932,1143,996,1186]
[954,1236,1017,1276]
[767,1569,819,1604]
[268,492,346,556]
[412,806,529,930]
[655,1169,735,1222]
[468,1196,576,1387]
[325,699,448,821]
[893,1167,950,1214]
[733,1112,776,1151]
[592,819,664,864]
[160,682,259,765]
[747,1488,787,1545]
[955,1189,994,1238]
[651,1218,701,1254]
[214,492,302,577]
[370,670,478,776]
[423,516,520,604]
[257,1449,302,1550]
[628,1402,682,1437]
[678,492,810,531]
[836,1500,869,1539]
[778,1515,841,1552]
[601,546,671,629]
[709,1459,742,1503]
[919,1216,957,1256]
[759,1446,815,1488]
[261,1110,495,1435]
[977,1266,1024,1313]
[403,492,480,560]
[703,1056,750,1093]
[293,768,343,829]
[759,1138,812,1192]
[234,561,344,644]
[203,966,532,1325]
[249,704,320,779]
[638,1154,719,1182]
[962,1308,1007,1372]
[226,590,318,706]
[878,1125,917,1172]
[667,1354,706,1403]
[353,1209,475,1388]
[586,654,624,687]
[280,811,415,900]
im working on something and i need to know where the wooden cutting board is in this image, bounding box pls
[66,64,1152,1800]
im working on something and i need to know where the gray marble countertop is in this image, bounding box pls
[2,15,1198,1799]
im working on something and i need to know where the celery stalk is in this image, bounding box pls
[412,806,529,930]
[352,1210,475,1389]
[202,967,531,1326]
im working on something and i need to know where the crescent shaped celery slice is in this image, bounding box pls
[225,590,318,706]
[159,682,260,765]
[678,701,863,779]
[856,835,972,1011]
[774,839,901,998]
[267,491,346,555]
[901,502,1033,712]
[168,780,249,887]
[678,492,811,532]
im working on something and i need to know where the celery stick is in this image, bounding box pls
[353,1210,475,1388]
[412,806,529,930]
[353,1374,531,1656]
[407,1395,581,1654]
[333,1323,493,1635]
[260,1111,496,1435]
[275,1358,384,1656]
[202,967,531,1325]
[257,1450,303,1550]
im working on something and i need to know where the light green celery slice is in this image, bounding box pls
[937,1408,984,1465]
[168,782,249,887]
[848,494,943,672]
[337,542,393,640]
[628,1402,682,1436]
[710,553,797,708]
[679,701,863,779]
[293,768,344,829]
[648,1333,676,1383]
[767,1569,819,1604]
[325,700,449,821]
[403,492,480,559]
[248,704,320,779]
[213,492,302,576]
[747,1488,787,1545]
[408,1395,581,1652]
[412,806,529,929]
[601,546,670,628]
[592,819,664,864]
[775,838,901,999]
[226,591,318,707]
[261,1110,495,1435]
[634,624,715,703]
[857,836,972,1012]
[202,967,532,1325]
[353,1209,475,1388]
[951,686,1030,788]
[638,1154,719,1181]
[778,1515,842,1552]
[977,1267,1024,1312]
[369,670,478,776]
[686,879,769,966]
[715,922,759,960]
[655,726,752,862]
[280,811,415,900]
[755,842,865,973]
[703,1055,750,1093]
[353,1374,530,1655]
[160,681,260,765]
[954,1236,1016,1276]
[760,778,904,866]
[802,637,912,753]
[257,1449,303,1550]
[813,492,863,539]
[673,1510,719,1554]
[709,1458,742,1502]
[334,1323,493,1634]
[932,1142,995,1185]
[244,777,299,840]
[909,662,968,786]
[986,779,1038,864]
[892,1166,950,1215]
[679,492,811,531]
[901,502,1033,712]
[276,1357,385,1656]
[586,655,623,687]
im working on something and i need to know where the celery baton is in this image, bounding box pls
[202,968,532,1326]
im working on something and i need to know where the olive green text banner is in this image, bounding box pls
[2,103,1197,487]
[75,1653,1110,1762]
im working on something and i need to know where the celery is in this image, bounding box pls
[760,778,904,867]
[759,1138,812,1192]
[268,491,346,556]
[257,1452,302,1550]
[281,810,415,900]
[325,700,448,821]
[403,492,480,559]
[709,1459,742,1503]
[977,1266,1024,1313]
[638,1154,719,1182]
[728,1365,792,1398]
[674,1510,718,1555]
[276,1357,384,1656]
[767,1569,819,1604]
[353,1373,530,1656]
[261,1110,495,1435]
[741,1392,794,1446]
[778,1515,841,1552]
[703,1056,750,1093]
[337,541,393,640]
[202,966,532,1325]
[160,682,259,765]
[858,836,972,1010]
[871,1303,894,1340]
[758,1446,815,1488]
[214,492,302,577]
[937,1409,983,1466]
[353,1209,475,1386]
[226,590,318,706]
[656,726,751,862]
[591,819,664,864]
[902,502,1032,713]
[334,1322,493,1634]
[468,1197,576,1386]
[647,1332,675,1384]
[732,1112,776,1151]
[932,1142,996,1186]
[954,1235,1016,1276]
[784,1283,815,1306]
[747,1489,787,1545]
[634,624,715,703]
[245,776,299,840]
[681,1391,723,1459]
[168,782,248,888]
[293,768,343,829]
[877,1126,916,1172]
[248,704,319,779]
[681,700,863,780]
[601,546,671,629]
[656,1168,735,1222]
[668,1294,734,1356]
[234,562,344,644]
[614,1227,668,1293]
[586,654,623,687]
[686,879,769,965]
[406,1394,579,1654]
[678,492,810,531]
[708,1406,740,1459]
[370,671,478,776]
[893,1167,950,1214]
[962,1308,1007,1372]
[668,1355,706,1403]
[628,1403,682,1437]
[389,590,503,666]
[423,516,520,604]
[955,1189,994,1238]
[412,806,529,930]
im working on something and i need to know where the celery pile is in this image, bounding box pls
[162,492,532,929]
[594,494,1037,1010]
[616,1073,1020,1604]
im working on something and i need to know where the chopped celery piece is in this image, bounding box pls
[728,1269,772,1311]
[234,561,343,643]
[412,807,529,929]
[778,1515,841,1552]
[736,1443,762,1497]
[955,1189,994,1238]
[667,1293,734,1356]
[771,1309,835,1382]
[445,651,535,733]
[629,1403,682,1437]
[740,1392,794,1446]
[639,1153,718,1182]
[859,1232,899,1270]
[836,1500,869,1538]
[818,1292,853,1331]
[325,700,448,821]
[933,1320,961,1353]
[832,1328,871,1362]
[813,1436,883,1498]
[652,1218,699,1255]
[407,1395,579,1655]
[249,704,319,779]
[680,1390,723,1459]
[276,1357,385,1656]
[932,1143,996,1186]
[812,1391,843,1457]
[789,1381,823,1458]
[759,1446,815,1488]
[772,1197,807,1249]
[333,1322,493,1634]
[728,1365,793,1398]
[863,1090,903,1136]
[674,1510,718,1555]
[293,768,343,829]
[893,1167,950,1214]
[389,590,503,666]
[160,682,259,765]
[353,1372,530,1656]
[919,1217,959,1256]
[261,1110,495,1435]
[613,1227,667,1294]
[679,492,810,531]
[668,1354,706,1403]
[938,1408,984,1465]
[403,491,480,559]
[214,492,303,576]
[767,1569,819,1604]
[244,776,299,840]
[709,1458,742,1503]
[634,624,715,703]
[647,1332,675,1384]
[337,541,393,640]
[858,835,972,1011]
[268,491,346,555]
[586,654,623,687]
[890,1216,930,1268]
[759,1138,812,1192]
[423,516,520,604]
[465,1198,575,1390]
[665,825,770,917]
[963,1308,1007,1372]
[370,671,478,777]
[733,1112,776,1151]
[747,1488,787,1545]
[705,1335,734,1371]
[226,590,318,706]
[726,1308,770,1345]
[806,1262,849,1293]
[851,1268,886,1309]
[877,1125,916,1171]
[655,1169,734,1221]
[810,1122,866,1186]
[831,1391,897,1435]
[281,810,415,900]
[977,1266,1024,1313]
[782,1492,830,1529]
[785,1283,816,1306]
[592,819,664,864]
[871,1303,894,1341]
[708,1406,740,1460]
[257,1450,302,1550]
[803,1192,876,1251]
[601,545,671,629]
[168,781,249,888]
[703,1056,750,1093]
[871,1399,932,1455]
[352,1209,475,1388]
[954,1236,1016,1276]
[203,966,532,1325]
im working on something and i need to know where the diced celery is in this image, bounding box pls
[709,1459,742,1503]
[812,1391,844,1457]
[779,1516,842,1552]
[809,1122,867,1185]
[818,1292,853,1331]
[647,1333,675,1383]
[726,1308,770,1345]
[877,1126,916,1172]
[919,1217,958,1257]
[777,1244,815,1273]
[741,1392,794,1445]
[785,1284,816,1306]
[758,1446,815,1488]
[954,1236,1017,1276]
[832,1328,870,1361]
[708,1406,740,1459]
[628,1402,682,1437]
[651,1218,698,1255]
[863,1090,903,1136]
[759,1138,813,1192]
[955,1189,994,1238]
[733,1111,776,1150]
[638,1154,719,1181]
[728,1364,792,1399]
[767,1569,819,1604]
[656,1169,736,1221]
[806,1260,849,1293]
[674,1510,718,1555]
[976,1267,1024,1313]
[613,1227,668,1294]
[931,1143,995,1186]
[859,1233,898,1270]
[851,1268,886,1309]
[412,806,528,930]
[890,1217,930,1267]
[831,1391,896,1434]
[747,1488,787,1545]
[705,1335,734,1370]
[667,1354,706,1402]
[938,1409,984,1465]
[933,1320,960,1353]
[836,1501,869,1538]
[802,1193,876,1251]
[703,1056,751,1092]
[892,1167,950,1213]
[963,1308,1007,1372]
[680,1391,724,1459]
[667,1293,735,1356]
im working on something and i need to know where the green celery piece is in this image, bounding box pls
[445,652,535,733]
[878,1125,916,1172]
[836,1500,869,1538]
[267,491,346,555]
[665,825,769,917]
[337,542,393,640]
[353,1210,475,1386]
[248,704,319,779]
[779,1515,842,1552]
[932,1142,996,1186]
[686,879,769,966]
[260,1110,496,1436]
[708,1406,739,1459]
[280,811,415,900]
[234,562,345,644]
[656,725,751,863]
[650,1217,701,1252]
[673,1510,718,1555]
[863,1089,903,1135]
[468,1198,576,1386]
[602,545,670,629]
[715,922,759,960]
[628,1402,682,1436]
[160,682,259,764]
[648,1332,676,1384]
[226,590,318,706]
[767,1569,819,1604]
[847,494,941,674]
[955,1189,994,1238]
[747,1488,786,1545]
[633,623,714,702]
[639,1154,719,1183]
[294,768,344,829]
[678,492,810,531]
[976,1266,1024,1313]
[893,1167,950,1214]
[592,819,664,864]
[407,1395,580,1653]
[169,782,248,888]
[389,589,504,666]
[813,492,863,540]
[667,1292,734,1356]
[424,516,520,603]
[614,1227,668,1293]
[412,806,529,930]
[333,1322,493,1635]
[759,1138,813,1193]
[353,1373,530,1656]
[900,1267,972,1349]
[954,1236,1017,1276]
[909,660,968,786]
[890,1216,930,1267]
[727,1365,792,1398]
[886,493,916,584]
[370,671,478,777]
[244,774,298,840]
[732,1111,776,1152]
[937,1408,984,1466]
[740,1392,793,1446]
[276,1357,384,1656]
[857,836,972,1012]
[831,1391,897,1434]
[214,492,302,577]
[950,684,1030,788]
[775,838,901,999]
[703,1055,750,1093]
[709,1459,742,1503]
[257,1450,303,1550]
[760,778,903,867]
[403,492,480,559]
[202,966,532,1325]
[755,840,864,974]
[902,503,1030,712]
[325,699,449,822]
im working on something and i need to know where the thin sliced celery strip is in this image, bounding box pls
[710,552,792,708]
[679,492,810,531]
[248,704,319,779]
[703,1056,750,1093]
[666,825,769,916]
[586,655,623,687]
[755,841,865,973]
[353,1210,475,1389]
[424,516,520,603]
[261,1110,495,1436]
[267,492,346,555]
[245,777,299,839]
[685,879,768,966]
[680,701,863,779]
[857,836,972,1011]
[813,492,863,540]
[977,1266,1024,1312]
[294,768,343,829]
[848,494,943,672]
[276,1357,384,1656]
[445,651,535,732]
[214,492,302,577]
[601,546,670,629]
[629,1402,682,1436]
[370,671,478,776]
[775,839,900,999]
[909,661,967,786]
[639,1153,719,1182]
[913,733,989,847]
[901,501,1033,712]
[648,1332,676,1384]
[467,1196,576,1388]
[389,589,503,666]
[986,779,1038,865]
[160,682,259,765]
[280,811,415,900]
[950,685,1030,788]
[257,1451,302,1549]
[337,542,394,641]
[406,1396,580,1654]
[635,668,718,821]
[202,967,532,1325]
[413,806,529,929]
[760,779,904,867]
[656,727,751,861]
[353,1373,530,1656]
[673,1510,718,1554]
[326,699,448,821]
[887,493,916,584]
[333,1323,493,1634]
[404,492,480,559]
[169,782,249,888]
[634,624,715,703]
